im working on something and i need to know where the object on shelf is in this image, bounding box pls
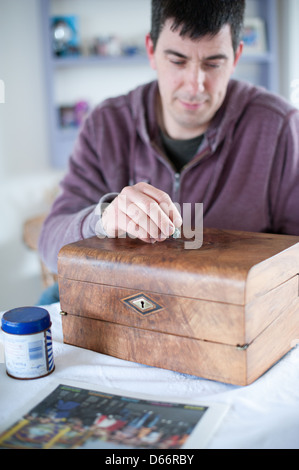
[90,34,146,57]
[91,35,122,57]
[242,17,267,55]
[51,16,81,57]
[121,35,147,57]
[58,101,89,129]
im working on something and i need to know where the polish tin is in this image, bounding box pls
[1,307,55,379]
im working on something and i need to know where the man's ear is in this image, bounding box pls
[145,33,157,70]
[233,41,243,70]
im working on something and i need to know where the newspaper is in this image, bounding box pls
[0,380,228,450]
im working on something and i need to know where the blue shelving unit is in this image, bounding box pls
[40,0,279,169]
[236,0,279,92]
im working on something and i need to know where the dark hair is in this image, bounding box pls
[150,0,246,53]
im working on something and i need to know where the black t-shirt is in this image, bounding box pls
[160,130,204,172]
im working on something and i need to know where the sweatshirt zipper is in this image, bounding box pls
[172,148,210,203]
[152,141,211,203]
[173,172,181,202]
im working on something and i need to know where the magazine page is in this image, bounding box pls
[0,380,229,450]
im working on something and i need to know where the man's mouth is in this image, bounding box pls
[179,99,207,110]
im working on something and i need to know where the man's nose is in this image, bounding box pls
[185,66,205,95]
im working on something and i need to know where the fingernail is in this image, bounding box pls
[174,217,182,227]
[168,224,175,236]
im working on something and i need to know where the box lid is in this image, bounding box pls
[58,229,299,305]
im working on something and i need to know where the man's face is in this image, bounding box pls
[146,20,243,139]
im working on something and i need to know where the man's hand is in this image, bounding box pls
[101,183,182,243]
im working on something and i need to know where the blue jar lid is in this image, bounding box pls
[1,307,51,335]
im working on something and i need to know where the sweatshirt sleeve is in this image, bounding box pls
[270,109,299,236]
[38,111,119,274]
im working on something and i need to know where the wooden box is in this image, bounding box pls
[58,229,299,386]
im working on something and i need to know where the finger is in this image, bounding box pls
[133,200,174,238]
[118,208,159,242]
[105,184,182,241]
[102,203,126,238]
[103,194,159,240]
[159,201,182,229]
[126,203,161,239]
[137,183,182,228]
[118,188,172,238]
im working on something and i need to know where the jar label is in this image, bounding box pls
[3,329,54,379]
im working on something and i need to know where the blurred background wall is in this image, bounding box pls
[0,0,61,310]
[0,0,298,311]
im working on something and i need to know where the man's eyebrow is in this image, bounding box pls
[164,49,189,59]
[163,49,228,61]
[204,54,229,61]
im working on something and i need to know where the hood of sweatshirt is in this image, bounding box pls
[129,79,264,154]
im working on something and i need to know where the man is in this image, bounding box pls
[39,0,299,275]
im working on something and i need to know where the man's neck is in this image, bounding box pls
[155,92,209,140]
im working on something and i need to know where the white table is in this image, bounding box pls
[1,302,299,449]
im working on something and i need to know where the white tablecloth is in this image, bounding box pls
[1,302,299,449]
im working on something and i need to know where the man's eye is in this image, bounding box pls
[170,60,186,66]
[205,63,220,69]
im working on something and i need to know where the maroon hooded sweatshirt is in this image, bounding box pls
[38,79,299,273]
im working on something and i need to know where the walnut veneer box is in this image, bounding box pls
[58,229,299,386]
